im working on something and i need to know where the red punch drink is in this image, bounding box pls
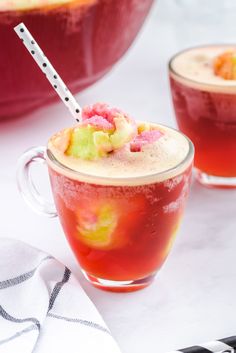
[0,0,153,119]
[169,45,236,188]
[17,103,194,291]
[45,103,194,291]
[47,155,192,292]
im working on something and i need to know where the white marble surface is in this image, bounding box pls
[1,1,236,352]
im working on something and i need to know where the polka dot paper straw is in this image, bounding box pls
[14,23,82,122]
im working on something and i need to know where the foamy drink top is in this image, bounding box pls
[47,103,191,185]
[170,45,236,92]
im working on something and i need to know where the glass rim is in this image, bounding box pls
[168,44,236,89]
[46,124,194,185]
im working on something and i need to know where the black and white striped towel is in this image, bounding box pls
[0,238,121,353]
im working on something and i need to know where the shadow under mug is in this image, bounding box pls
[17,130,194,292]
[169,45,236,188]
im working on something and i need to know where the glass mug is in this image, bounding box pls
[169,46,236,188]
[17,127,194,292]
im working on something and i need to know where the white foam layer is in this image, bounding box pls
[47,124,193,186]
[170,45,236,93]
[0,0,93,11]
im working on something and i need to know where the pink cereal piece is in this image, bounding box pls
[82,103,109,120]
[130,130,163,152]
[81,115,114,131]
[82,103,136,126]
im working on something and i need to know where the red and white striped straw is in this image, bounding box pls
[14,22,82,122]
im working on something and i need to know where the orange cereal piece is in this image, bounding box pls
[213,50,236,80]
[51,128,72,152]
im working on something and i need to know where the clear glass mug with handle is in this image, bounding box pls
[17,129,194,292]
[169,45,236,187]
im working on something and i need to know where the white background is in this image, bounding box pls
[1,1,236,352]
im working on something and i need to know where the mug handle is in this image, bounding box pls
[16,146,57,218]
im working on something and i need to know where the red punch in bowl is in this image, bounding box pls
[0,0,154,120]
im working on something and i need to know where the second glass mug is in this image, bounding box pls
[17,128,194,292]
[169,46,236,188]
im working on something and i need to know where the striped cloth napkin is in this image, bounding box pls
[0,238,121,353]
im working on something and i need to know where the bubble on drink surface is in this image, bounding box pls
[163,174,190,213]
[163,199,182,214]
[194,54,208,63]
[164,174,183,192]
